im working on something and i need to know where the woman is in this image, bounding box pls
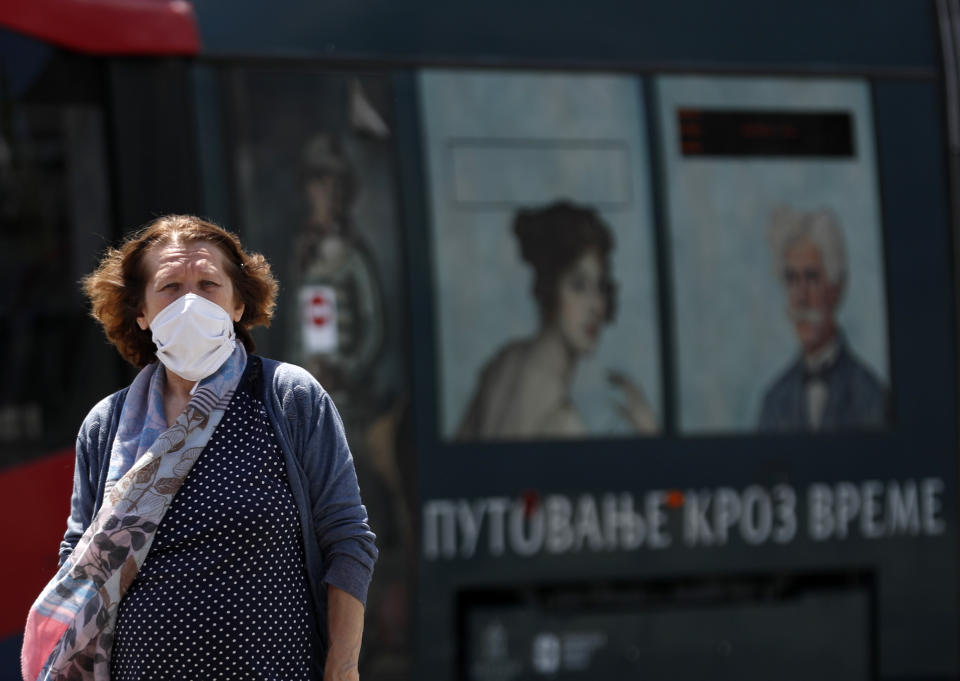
[22,215,376,681]
[457,201,657,439]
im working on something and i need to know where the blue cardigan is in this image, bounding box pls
[60,355,378,663]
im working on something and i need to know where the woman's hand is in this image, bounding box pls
[608,370,658,434]
[325,586,364,681]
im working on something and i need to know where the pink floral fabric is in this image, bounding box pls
[21,346,247,681]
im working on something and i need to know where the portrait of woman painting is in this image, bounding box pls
[419,69,664,443]
[456,202,657,440]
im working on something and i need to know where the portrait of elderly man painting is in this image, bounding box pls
[758,205,889,432]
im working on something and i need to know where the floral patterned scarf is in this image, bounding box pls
[21,344,247,681]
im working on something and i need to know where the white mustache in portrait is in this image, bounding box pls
[788,305,825,325]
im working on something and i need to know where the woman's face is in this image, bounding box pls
[304,174,344,231]
[553,250,608,355]
[136,239,245,331]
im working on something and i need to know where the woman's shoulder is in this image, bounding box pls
[80,386,130,432]
[256,355,319,386]
[76,386,130,457]
[478,338,533,376]
[253,355,330,408]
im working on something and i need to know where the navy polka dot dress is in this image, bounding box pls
[111,385,315,681]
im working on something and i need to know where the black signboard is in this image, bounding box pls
[677,110,854,157]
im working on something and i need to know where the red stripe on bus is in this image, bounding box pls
[0,449,75,639]
[0,0,200,56]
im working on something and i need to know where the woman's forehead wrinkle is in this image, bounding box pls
[152,245,222,278]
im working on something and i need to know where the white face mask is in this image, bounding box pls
[149,293,237,382]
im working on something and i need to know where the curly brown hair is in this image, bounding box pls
[83,215,279,368]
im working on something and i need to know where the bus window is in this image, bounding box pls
[656,76,890,435]
[0,38,120,468]
[224,67,413,680]
[419,70,663,443]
